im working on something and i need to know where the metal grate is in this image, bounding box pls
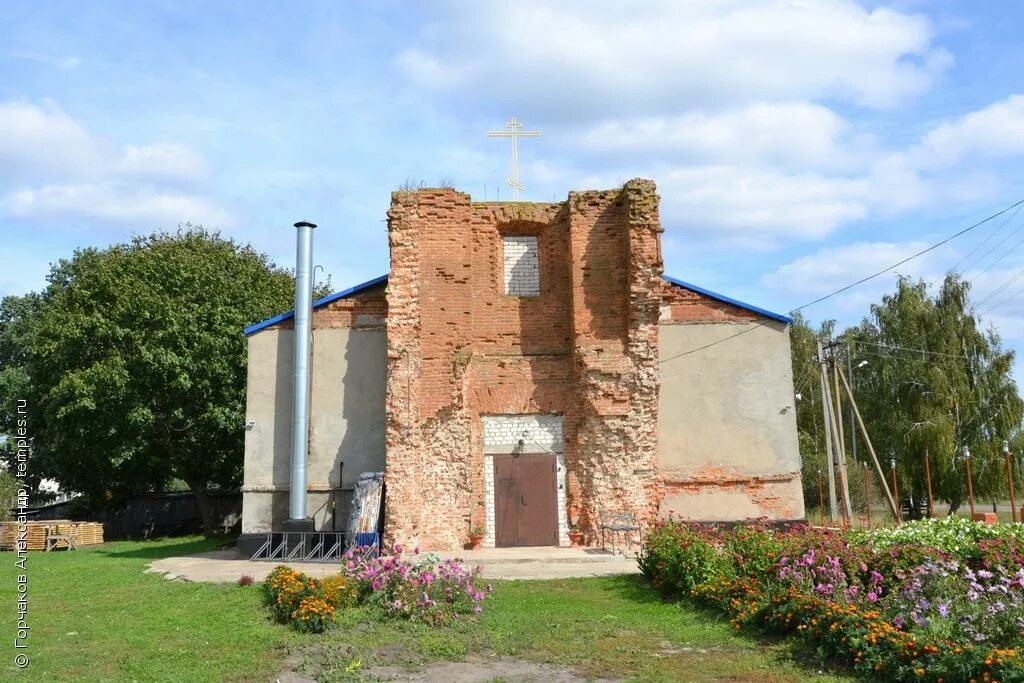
[248,532,348,563]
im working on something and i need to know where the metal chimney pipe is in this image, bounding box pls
[289,220,316,522]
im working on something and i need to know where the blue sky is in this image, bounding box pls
[3,1,1024,370]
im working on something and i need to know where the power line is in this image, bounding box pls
[660,196,1024,363]
[958,203,1024,275]
[974,266,1024,309]
[979,283,1024,316]
[853,340,973,361]
[952,202,1024,273]
[797,198,1024,313]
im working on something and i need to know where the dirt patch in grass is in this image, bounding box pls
[283,643,618,682]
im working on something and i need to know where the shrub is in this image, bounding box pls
[853,516,1024,563]
[978,535,1024,572]
[638,521,731,594]
[639,523,1024,682]
[237,574,255,587]
[340,544,490,624]
[721,524,783,578]
[261,565,358,633]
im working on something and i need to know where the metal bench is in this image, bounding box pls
[600,512,640,556]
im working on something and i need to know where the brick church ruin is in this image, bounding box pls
[241,179,803,550]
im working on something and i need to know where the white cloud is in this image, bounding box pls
[577,103,870,170]
[759,240,954,313]
[657,165,868,246]
[5,183,231,228]
[0,100,227,228]
[914,95,1024,168]
[0,100,101,182]
[397,0,950,116]
[114,143,208,183]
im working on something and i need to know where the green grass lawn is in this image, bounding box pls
[0,537,850,682]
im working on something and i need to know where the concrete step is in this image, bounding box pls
[435,548,636,565]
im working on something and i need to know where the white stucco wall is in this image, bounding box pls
[657,321,804,521]
[242,327,386,532]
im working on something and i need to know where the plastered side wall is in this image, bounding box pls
[241,326,386,533]
[657,321,804,521]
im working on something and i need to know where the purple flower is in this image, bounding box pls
[892,615,905,629]
[937,603,949,617]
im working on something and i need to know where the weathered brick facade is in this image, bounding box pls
[249,179,801,548]
[382,180,664,549]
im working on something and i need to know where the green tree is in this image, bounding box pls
[854,274,1023,514]
[0,470,18,521]
[0,293,50,502]
[24,228,300,530]
[791,274,1023,519]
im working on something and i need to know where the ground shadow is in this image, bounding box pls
[93,535,230,560]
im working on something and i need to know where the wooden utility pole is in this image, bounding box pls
[830,355,854,523]
[817,469,825,525]
[1004,441,1018,524]
[836,366,899,519]
[924,448,935,518]
[817,342,839,522]
[890,457,902,523]
[862,462,871,527]
[963,445,976,518]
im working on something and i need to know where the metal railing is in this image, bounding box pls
[248,531,348,563]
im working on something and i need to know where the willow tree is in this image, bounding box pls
[852,274,1022,513]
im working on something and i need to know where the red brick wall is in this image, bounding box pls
[659,283,760,324]
[265,284,387,331]
[383,181,666,549]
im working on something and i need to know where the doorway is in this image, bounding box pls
[494,453,558,547]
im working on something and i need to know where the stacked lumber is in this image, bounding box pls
[0,520,104,550]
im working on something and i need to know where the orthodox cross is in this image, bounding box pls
[487,116,541,201]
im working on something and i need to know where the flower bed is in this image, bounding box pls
[262,545,491,633]
[639,518,1024,682]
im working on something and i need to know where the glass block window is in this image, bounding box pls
[503,235,540,296]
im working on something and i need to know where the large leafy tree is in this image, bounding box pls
[0,293,48,501]
[853,274,1022,513]
[792,273,1023,517]
[24,228,298,530]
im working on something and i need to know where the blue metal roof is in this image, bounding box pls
[243,274,389,336]
[243,271,791,335]
[662,275,792,324]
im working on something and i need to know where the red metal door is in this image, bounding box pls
[494,453,558,547]
[494,455,518,548]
